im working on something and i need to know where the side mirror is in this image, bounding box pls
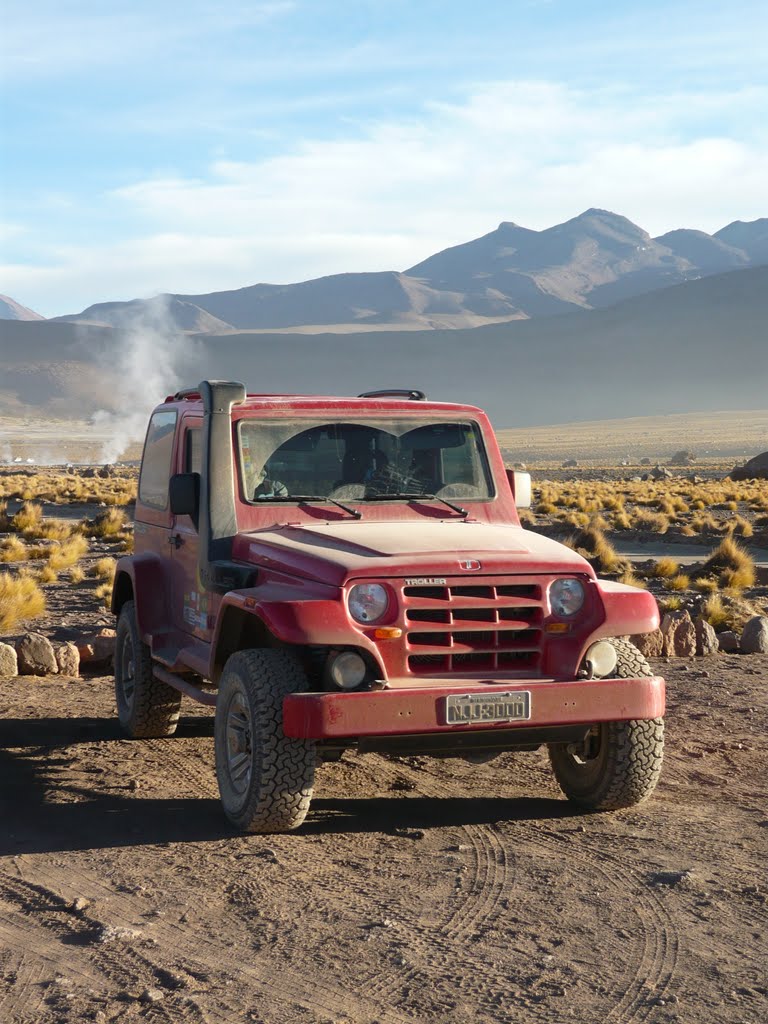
[169,472,200,527]
[506,469,532,509]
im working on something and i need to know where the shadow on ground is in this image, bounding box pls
[0,713,578,855]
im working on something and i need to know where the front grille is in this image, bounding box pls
[404,579,544,674]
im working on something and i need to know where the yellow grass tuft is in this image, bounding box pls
[47,536,89,572]
[68,566,85,584]
[699,537,756,592]
[82,508,129,539]
[92,557,117,581]
[93,581,113,608]
[0,536,29,563]
[664,573,690,591]
[652,556,679,578]
[0,571,46,633]
[12,501,44,535]
[702,593,729,630]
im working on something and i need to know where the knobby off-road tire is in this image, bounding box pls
[115,600,182,738]
[548,637,664,810]
[215,649,316,833]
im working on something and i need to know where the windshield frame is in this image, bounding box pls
[235,415,496,507]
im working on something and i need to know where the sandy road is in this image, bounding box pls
[0,658,766,1024]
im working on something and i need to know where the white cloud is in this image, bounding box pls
[5,79,767,315]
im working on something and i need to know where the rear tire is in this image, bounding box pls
[215,649,316,833]
[548,637,664,810]
[115,600,181,738]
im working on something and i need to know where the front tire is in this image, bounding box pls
[548,638,664,810]
[215,649,316,833]
[115,600,182,738]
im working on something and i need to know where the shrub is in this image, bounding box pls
[652,556,679,578]
[92,557,117,581]
[632,509,670,534]
[83,508,129,539]
[699,537,756,592]
[0,571,46,633]
[0,536,29,563]
[664,574,690,591]
[12,501,43,535]
[47,536,89,571]
[702,593,729,630]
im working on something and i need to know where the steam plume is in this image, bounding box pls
[90,297,200,463]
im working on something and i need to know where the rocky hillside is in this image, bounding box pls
[43,210,768,333]
[0,295,44,322]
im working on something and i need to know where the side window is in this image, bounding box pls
[186,427,202,474]
[138,410,178,510]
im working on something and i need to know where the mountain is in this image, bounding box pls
[54,295,233,333]
[3,264,766,427]
[54,210,768,334]
[714,218,768,264]
[0,295,44,321]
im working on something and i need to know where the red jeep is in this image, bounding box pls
[112,381,664,833]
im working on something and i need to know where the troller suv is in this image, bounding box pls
[111,381,664,832]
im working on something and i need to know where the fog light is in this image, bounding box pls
[583,641,618,679]
[329,651,367,690]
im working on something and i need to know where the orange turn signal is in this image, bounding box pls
[373,627,403,640]
[545,622,570,634]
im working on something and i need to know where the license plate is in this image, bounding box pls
[444,691,531,726]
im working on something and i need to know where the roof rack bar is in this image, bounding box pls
[357,389,426,401]
[172,387,202,400]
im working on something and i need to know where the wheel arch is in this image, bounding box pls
[213,606,280,682]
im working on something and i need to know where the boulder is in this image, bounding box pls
[640,458,652,466]
[562,459,578,469]
[718,630,740,653]
[77,627,116,668]
[16,633,58,676]
[630,629,664,658]
[56,642,81,677]
[0,642,18,677]
[740,616,768,655]
[668,450,696,466]
[650,465,673,480]
[694,617,720,657]
[660,610,696,657]
[729,450,768,481]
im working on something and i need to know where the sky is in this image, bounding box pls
[1,0,767,317]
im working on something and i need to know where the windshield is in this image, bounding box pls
[238,417,494,504]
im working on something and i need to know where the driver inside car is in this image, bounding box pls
[253,466,288,499]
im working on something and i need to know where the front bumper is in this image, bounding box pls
[283,675,665,740]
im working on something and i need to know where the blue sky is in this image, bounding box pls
[2,0,766,316]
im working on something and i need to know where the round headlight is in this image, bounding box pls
[348,583,389,624]
[550,578,585,617]
[329,651,367,690]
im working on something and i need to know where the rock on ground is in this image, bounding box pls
[661,610,696,657]
[740,616,768,654]
[695,617,719,657]
[16,632,58,676]
[56,641,81,677]
[631,629,663,658]
[718,630,740,653]
[0,641,18,677]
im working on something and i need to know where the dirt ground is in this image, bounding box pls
[1,656,766,1024]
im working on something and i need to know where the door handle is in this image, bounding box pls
[169,534,184,549]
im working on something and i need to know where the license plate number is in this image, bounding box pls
[444,691,531,725]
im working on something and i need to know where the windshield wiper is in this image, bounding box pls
[365,492,469,517]
[290,495,363,519]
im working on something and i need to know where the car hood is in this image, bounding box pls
[233,520,594,587]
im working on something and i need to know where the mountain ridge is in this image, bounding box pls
[4,209,762,332]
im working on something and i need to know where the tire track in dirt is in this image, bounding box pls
[337,755,517,1015]
[0,871,213,1024]
[526,827,680,1024]
[6,860,415,1024]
